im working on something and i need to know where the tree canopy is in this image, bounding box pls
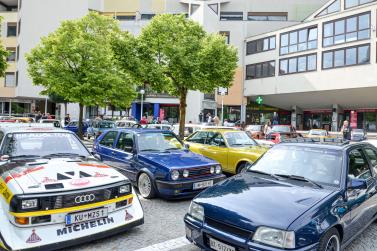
[26,12,136,138]
[113,14,238,138]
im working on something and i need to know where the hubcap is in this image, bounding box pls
[325,235,340,251]
[138,173,151,197]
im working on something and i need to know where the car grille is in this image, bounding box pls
[40,187,119,210]
[186,166,212,178]
[205,217,254,240]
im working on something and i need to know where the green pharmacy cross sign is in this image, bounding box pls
[256,96,263,105]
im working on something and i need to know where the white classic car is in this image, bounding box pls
[0,124,143,250]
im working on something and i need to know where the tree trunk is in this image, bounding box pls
[111,106,114,118]
[78,103,84,140]
[64,102,68,116]
[178,89,187,139]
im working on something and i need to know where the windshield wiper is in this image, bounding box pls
[276,174,323,188]
[9,154,41,159]
[247,169,280,180]
[140,149,160,152]
[43,153,87,159]
[164,147,181,150]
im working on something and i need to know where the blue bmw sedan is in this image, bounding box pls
[184,141,377,251]
[93,129,226,199]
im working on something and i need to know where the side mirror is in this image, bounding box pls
[92,153,101,160]
[184,144,190,149]
[347,178,368,190]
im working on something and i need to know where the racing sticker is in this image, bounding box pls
[94,172,108,178]
[125,210,133,221]
[26,230,42,243]
[41,177,58,183]
[70,179,90,186]
[57,217,115,236]
[78,163,109,168]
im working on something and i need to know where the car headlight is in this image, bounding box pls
[183,169,189,178]
[171,170,180,180]
[253,227,295,249]
[215,165,222,174]
[21,199,38,210]
[210,166,215,174]
[188,202,204,222]
[119,184,131,194]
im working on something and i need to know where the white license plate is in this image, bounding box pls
[66,208,108,225]
[209,237,236,251]
[193,180,213,190]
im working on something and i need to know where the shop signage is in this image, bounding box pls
[350,111,357,128]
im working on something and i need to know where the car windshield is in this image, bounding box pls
[138,132,184,152]
[224,131,258,147]
[271,126,291,133]
[250,145,342,186]
[99,122,115,129]
[247,125,261,131]
[2,132,90,158]
[309,130,327,136]
[352,129,364,134]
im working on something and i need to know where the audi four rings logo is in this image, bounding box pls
[75,194,95,204]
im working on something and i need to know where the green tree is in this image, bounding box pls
[26,12,136,138]
[113,14,238,138]
[0,17,8,77]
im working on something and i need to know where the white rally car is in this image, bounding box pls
[0,124,144,250]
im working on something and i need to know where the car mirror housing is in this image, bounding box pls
[347,178,368,190]
[184,144,190,149]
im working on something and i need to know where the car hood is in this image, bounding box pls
[138,150,218,169]
[1,158,125,194]
[195,172,334,231]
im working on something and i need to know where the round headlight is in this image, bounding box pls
[183,169,189,178]
[210,166,215,174]
[215,165,222,174]
[171,170,180,180]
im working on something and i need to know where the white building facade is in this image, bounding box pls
[244,0,377,131]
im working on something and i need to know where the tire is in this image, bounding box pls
[137,173,156,199]
[237,162,252,174]
[318,228,341,251]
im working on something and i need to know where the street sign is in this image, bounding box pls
[217,87,228,96]
[256,96,263,105]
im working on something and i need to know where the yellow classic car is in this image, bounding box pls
[306,129,331,138]
[185,129,268,174]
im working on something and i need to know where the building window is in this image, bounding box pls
[246,36,276,55]
[116,15,136,21]
[15,71,18,86]
[191,4,200,15]
[7,23,17,37]
[323,12,370,47]
[345,0,376,9]
[246,61,275,79]
[279,54,317,75]
[248,12,287,21]
[219,31,230,44]
[4,73,16,87]
[322,44,370,69]
[16,45,20,61]
[141,14,155,20]
[208,4,218,15]
[317,0,340,17]
[204,92,216,100]
[6,48,16,62]
[280,26,317,55]
[18,19,21,35]
[220,12,243,21]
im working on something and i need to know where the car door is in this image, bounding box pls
[112,132,138,182]
[96,131,118,164]
[200,133,229,171]
[185,131,211,153]
[66,121,78,133]
[343,148,374,241]
[361,147,377,218]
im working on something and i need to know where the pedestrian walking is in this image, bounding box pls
[213,116,220,126]
[264,120,272,135]
[64,114,71,126]
[340,120,352,140]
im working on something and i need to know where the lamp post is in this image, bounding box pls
[140,89,145,120]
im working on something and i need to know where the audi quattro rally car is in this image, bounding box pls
[0,124,144,251]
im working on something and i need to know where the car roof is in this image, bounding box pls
[279,139,370,151]
[107,128,174,134]
[0,123,70,134]
[197,128,240,133]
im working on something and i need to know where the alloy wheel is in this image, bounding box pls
[138,173,152,198]
[325,235,340,251]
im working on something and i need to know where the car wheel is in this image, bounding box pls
[318,228,340,251]
[137,173,156,199]
[237,162,252,174]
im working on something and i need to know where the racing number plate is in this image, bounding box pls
[209,237,236,251]
[193,180,213,190]
[66,208,108,225]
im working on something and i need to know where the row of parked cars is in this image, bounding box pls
[0,121,376,251]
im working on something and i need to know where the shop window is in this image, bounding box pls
[280,26,317,55]
[323,12,370,47]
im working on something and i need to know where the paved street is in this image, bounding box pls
[65,193,377,251]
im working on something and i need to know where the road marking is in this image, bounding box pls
[134,236,191,251]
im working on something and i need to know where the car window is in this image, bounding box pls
[0,131,4,144]
[364,148,377,174]
[208,133,226,147]
[99,131,118,147]
[186,131,208,144]
[116,132,134,153]
[348,148,372,180]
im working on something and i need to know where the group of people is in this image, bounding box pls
[34,111,53,122]
[139,115,170,125]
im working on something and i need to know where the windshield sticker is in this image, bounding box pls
[57,218,115,236]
